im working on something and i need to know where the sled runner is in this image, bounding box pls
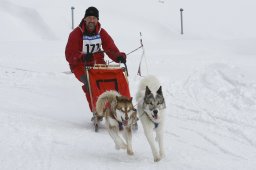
[85,64,131,132]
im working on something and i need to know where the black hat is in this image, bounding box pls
[84,7,99,20]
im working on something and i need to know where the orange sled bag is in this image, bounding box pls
[86,65,131,112]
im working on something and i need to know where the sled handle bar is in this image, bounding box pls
[123,63,129,77]
[90,51,129,77]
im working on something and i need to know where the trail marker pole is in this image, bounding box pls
[71,6,75,29]
[180,8,184,34]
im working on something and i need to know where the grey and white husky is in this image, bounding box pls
[136,75,166,162]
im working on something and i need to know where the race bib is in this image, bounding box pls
[82,34,102,54]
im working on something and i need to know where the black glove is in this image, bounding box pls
[82,53,93,62]
[116,53,126,64]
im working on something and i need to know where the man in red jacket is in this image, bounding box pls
[65,6,126,113]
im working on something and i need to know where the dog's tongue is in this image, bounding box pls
[123,120,128,126]
[153,114,158,119]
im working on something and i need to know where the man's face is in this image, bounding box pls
[84,16,98,31]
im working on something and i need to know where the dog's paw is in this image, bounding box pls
[153,155,161,162]
[154,157,161,162]
[127,149,134,155]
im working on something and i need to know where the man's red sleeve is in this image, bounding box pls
[100,28,120,62]
[65,28,83,65]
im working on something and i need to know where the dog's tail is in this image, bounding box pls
[96,90,120,117]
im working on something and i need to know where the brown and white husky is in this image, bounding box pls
[96,90,137,155]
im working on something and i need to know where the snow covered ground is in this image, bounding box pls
[0,0,256,169]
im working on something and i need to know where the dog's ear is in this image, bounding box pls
[157,86,163,95]
[145,86,151,96]
[129,97,133,102]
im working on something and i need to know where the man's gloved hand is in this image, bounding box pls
[82,53,93,62]
[116,52,127,64]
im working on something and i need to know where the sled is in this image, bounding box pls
[85,64,131,132]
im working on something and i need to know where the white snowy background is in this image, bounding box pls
[0,0,256,169]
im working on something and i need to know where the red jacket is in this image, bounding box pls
[65,21,121,71]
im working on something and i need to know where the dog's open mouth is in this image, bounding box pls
[123,120,128,126]
[153,114,158,119]
[121,117,128,126]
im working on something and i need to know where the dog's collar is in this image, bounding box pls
[113,113,124,130]
[118,121,124,131]
[110,113,124,131]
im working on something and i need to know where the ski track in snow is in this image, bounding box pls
[166,63,256,163]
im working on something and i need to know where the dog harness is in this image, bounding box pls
[103,101,124,131]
